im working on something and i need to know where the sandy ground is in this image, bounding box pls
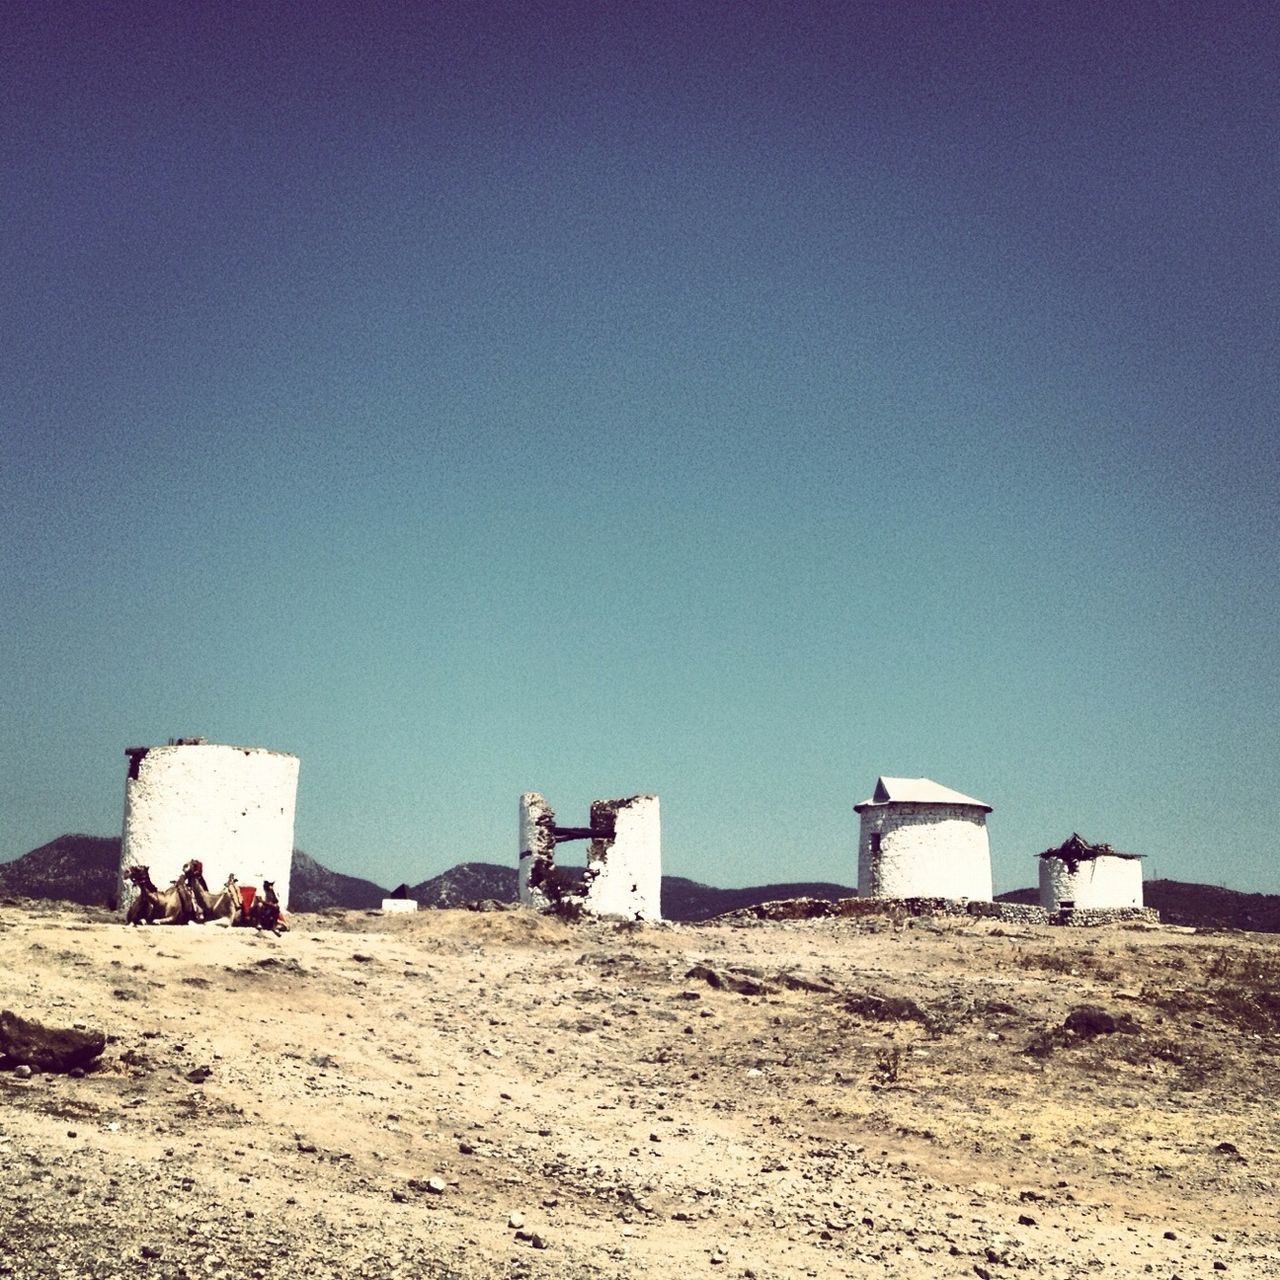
[0,901,1277,1279]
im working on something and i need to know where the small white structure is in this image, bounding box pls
[381,883,418,913]
[1038,833,1144,912]
[119,738,299,912]
[854,775,993,901]
[518,791,661,921]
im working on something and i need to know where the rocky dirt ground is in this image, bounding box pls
[0,899,1277,1279]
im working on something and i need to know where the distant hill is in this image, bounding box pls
[4,835,1279,931]
[662,877,855,922]
[289,850,386,912]
[404,866,856,920]
[0,834,123,907]
[1142,879,1280,933]
[410,861,517,907]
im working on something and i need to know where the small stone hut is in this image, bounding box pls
[119,739,299,912]
[854,776,993,901]
[1038,833,1144,912]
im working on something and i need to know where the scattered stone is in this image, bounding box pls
[684,964,775,996]
[508,1212,525,1229]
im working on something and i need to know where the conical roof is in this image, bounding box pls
[854,776,991,813]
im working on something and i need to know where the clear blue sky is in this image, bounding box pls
[3,2,1277,893]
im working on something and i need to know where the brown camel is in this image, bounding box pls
[246,880,287,934]
[123,866,201,925]
[180,862,243,924]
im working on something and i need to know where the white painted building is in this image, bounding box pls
[519,791,661,921]
[1038,833,1144,911]
[854,776,993,901]
[119,739,299,912]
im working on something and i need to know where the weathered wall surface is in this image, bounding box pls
[857,802,992,901]
[1039,854,1144,911]
[584,795,661,921]
[119,744,299,910]
[518,792,557,910]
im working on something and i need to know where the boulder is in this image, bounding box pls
[0,1010,105,1072]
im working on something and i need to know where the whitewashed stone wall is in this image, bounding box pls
[1039,854,1143,911]
[584,795,661,921]
[119,743,299,911]
[857,802,992,901]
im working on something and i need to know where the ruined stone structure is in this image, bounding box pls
[119,739,299,912]
[1038,833,1145,913]
[854,776,993,901]
[518,792,661,921]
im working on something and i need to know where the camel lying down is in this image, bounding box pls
[124,865,201,925]
[123,863,287,933]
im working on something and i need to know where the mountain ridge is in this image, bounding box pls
[2,835,1278,930]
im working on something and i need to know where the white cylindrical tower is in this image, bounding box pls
[854,776,993,901]
[1038,834,1144,911]
[119,740,299,912]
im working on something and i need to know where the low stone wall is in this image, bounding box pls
[725,897,1051,924]
[966,900,1050,925]
[1052,905,1160,928]
[721,897,1161,927]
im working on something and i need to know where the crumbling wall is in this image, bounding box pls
[583,795,661,921]
[518,792,559,911]
[119,742,299,912]
[857,802,993,901]
[518,791,662,921]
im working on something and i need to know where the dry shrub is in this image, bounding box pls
[1201,949,1280,1036]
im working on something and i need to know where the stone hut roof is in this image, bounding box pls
[854,776,992,814]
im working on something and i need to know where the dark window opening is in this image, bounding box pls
[870,832,882,854]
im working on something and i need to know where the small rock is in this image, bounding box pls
[140,1245,163,1260]
[1018,1214,1036,1226]
[1163,1231,1177,1241]
[13,1064,32,1080]
[508,1213,525,1229]
[427,1177,445,1194]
